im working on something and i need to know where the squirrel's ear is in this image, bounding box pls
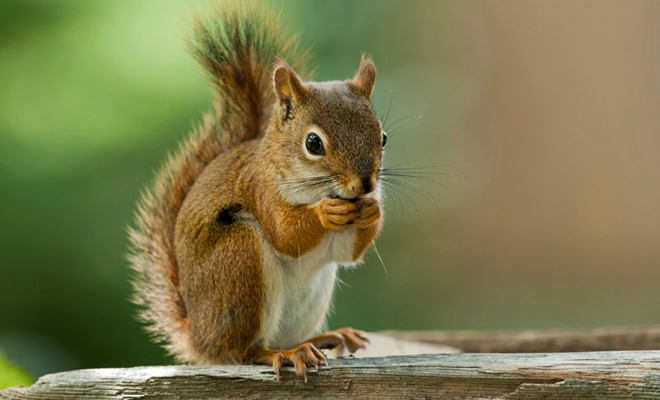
[274,60,308,107]
[350,56,377,100]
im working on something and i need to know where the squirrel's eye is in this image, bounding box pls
[305,133,325,156]
[382,131,388,149]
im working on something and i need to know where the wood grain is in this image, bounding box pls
[2,351,660,399]
[380,325,660,353]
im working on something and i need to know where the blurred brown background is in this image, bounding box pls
[410,0,660,327]
[1,0,658,380]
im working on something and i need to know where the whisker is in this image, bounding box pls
[379,93,394,129]
[279,172,341,203]
[380,182,404,217]
[381,160,467,186]
[372,243,387,275]
[335,274,351,291]
[386,115,421,137]
[381,177,438,215]
[384,115,416,132]
[381,171,463,186]
[285,179,331,191]
[311,180,332,200]
[298,243,302,273]
[281,175,335,184]
[380,178,422,224]
[386,161,461,170]
[382,158,460,171]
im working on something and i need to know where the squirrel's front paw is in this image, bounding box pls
[316,197,382,230]
[353,197,381,229]
[316,198,361,230]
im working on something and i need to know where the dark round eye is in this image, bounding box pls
[382,131,388,149]
[305,133,325,156]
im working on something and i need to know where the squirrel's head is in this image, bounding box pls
[269,57,385,204]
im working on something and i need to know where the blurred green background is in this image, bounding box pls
[2,0,660,383]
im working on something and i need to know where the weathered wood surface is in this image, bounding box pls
[381,325,660,353]
[2,351,660,399]
[326,332,459,358]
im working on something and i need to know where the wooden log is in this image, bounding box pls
[2,351,660,399]
[326,333,459,358]
[379,325,660,353]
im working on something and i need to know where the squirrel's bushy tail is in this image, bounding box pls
[127,1,310,362]
[191,1,311,144]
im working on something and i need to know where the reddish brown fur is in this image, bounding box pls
[175,142,265,363]
[354,224,382,261]
[128,2,310,362]
[129,1,385,373]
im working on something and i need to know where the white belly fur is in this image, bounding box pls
[258,227,357,349]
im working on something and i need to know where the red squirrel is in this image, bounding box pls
[128,1,385,380]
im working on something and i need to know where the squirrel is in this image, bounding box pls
[128,1,385,381]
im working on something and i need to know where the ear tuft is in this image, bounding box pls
[350,55,377,99]
[273,59,308,105]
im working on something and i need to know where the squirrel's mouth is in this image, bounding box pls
[328,193,361,202]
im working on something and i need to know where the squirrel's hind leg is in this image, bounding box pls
[249,344,328,382]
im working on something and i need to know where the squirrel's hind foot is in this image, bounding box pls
[253,343,328,382]
[306,327,370,355]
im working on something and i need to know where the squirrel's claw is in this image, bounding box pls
[305,327,370,354]
[272,352,284,381]
[267,343,327,383]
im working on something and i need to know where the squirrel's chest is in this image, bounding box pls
[258,229,356,348]
[301,227,358,266]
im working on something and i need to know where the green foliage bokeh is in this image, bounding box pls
[0,0,446,377]
[0,351,32,390]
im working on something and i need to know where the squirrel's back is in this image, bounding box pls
[127,1,310,362]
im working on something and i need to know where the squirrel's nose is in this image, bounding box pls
[361,177,373,194]
[348,176,375,197]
